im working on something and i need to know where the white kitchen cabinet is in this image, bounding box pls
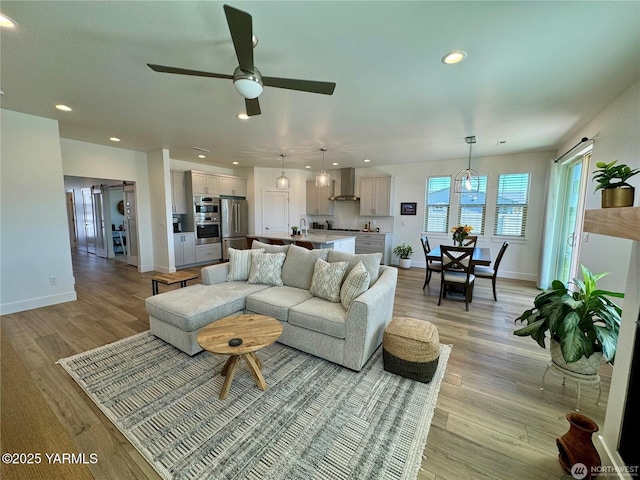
[355,232,393,265]
[359,176,393,216]
[306,180,335,215]
[219,176,247,197]
[190,172,220,196]
[171,171,187,214]
[174,233,196,266]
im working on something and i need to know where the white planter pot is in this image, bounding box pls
[399,258,411,269]
[550,339,604,375]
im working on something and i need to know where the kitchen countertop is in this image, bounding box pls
[309,229,392,235]
[259,233,356,244]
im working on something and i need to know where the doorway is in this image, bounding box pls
[263,190,289,234]
[554,152,591,284]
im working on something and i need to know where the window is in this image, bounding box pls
[495,173,530,237]
[424,176,451,233]
[458,175,488,235]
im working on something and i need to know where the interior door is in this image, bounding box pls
[92,187,108,258]
[81,188,96,254]
[263,190,289,234]
[123,184,139,266]
[555,154,589,283]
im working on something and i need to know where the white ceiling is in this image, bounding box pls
[1,1,638,171]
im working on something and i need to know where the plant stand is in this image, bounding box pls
[540,360,602,412]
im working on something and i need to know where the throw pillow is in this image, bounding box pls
[281,244,330,290]
[248,252,286,286]
[327,250,383,285]
[310,258,348,303]
[226,248,264,282]
[340,261,371,311]
[251,240,290,254]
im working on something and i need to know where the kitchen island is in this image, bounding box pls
[257,233,356,253]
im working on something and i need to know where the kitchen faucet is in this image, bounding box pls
[300,218,307,236]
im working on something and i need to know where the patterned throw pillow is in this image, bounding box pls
[310,258,348,303]
[248,252,286,286]
[227,248,264,282]
[340,261,371,311]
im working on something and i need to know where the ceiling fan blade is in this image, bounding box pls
[223,5,254,72]
[147,64,233,80]
[262,76,336,95]
[245,98,261,117]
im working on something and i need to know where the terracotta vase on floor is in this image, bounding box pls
[556,413,601,479]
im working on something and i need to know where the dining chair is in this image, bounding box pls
[420,235,442,288]
[295,240,314,250]
[438,246,475,311]
[246,236,260,248]
[268,239,287,245]
[474,241,509,301]
[462,235,478,247]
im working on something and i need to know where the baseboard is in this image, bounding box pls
[0,291,78,315]
[595,435,635,479]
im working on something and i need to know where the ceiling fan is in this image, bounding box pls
[147,4,336,117]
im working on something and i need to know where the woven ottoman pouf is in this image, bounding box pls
[382,316,440,383]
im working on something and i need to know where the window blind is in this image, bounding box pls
[458,175,488,235]
[494,173,530,237]
[424,176,451,233]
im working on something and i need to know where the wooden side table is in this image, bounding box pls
[151,271,199,295]
[197,314,283,400]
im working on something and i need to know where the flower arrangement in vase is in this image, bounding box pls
[451,225,473,246]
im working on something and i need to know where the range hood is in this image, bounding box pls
[329,168,360,201]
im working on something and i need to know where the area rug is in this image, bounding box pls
[57,332,451,480]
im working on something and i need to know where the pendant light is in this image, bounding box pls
[276,154,290,189]
[315,148,331,187]
[454,136,479,195]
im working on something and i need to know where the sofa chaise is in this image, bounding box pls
[145,242,398,371]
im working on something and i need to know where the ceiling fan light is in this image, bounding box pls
[233,77,263,99]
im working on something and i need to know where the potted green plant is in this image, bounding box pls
[291,226,299,236]
[513,265,623,374]
[393,243,413,269]
[592,160,640,208]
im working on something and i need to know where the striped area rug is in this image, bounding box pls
[57,332,451,480]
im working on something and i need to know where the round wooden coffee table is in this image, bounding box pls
[197,314,283,400]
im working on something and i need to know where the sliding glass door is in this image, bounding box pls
[555,154,590,284]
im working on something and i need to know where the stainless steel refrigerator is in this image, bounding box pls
[220,197,249,260]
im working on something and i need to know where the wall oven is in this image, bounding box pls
[194,197,220,218]
[195,222,221,245]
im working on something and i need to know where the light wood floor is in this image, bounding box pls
[1,252,611,480]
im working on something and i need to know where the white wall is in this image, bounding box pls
[0,110,77,314]
[148,149,174,273]
[60,138,155,272]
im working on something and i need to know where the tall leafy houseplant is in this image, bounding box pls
[514,265,623,365]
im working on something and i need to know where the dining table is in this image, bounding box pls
[426,246,492,267]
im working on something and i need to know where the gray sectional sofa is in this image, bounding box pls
[145,242,398,371]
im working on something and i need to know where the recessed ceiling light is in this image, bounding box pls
[237,113,249,120]
[0,14,17,28]
[109,137,121,142]
[305,165,311,169]
[232,161,239,165]
[497,140,507,146]
[441,50,467,65]
[363,159,371,163]
[197,154,206,159]
[55,104,72,112]
[332,162,339,166]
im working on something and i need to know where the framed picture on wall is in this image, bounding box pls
[400,202,417,215]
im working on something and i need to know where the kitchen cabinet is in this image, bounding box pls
[359,176,393,216]
[195,243,222,263]
[174,233,196,266]
[219,176,247,197]
[306,180,335,216]
[190,172,220,196]
[355,232,393,265]
[171,171,187,214]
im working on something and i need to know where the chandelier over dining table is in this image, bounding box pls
[454,136,479,195]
